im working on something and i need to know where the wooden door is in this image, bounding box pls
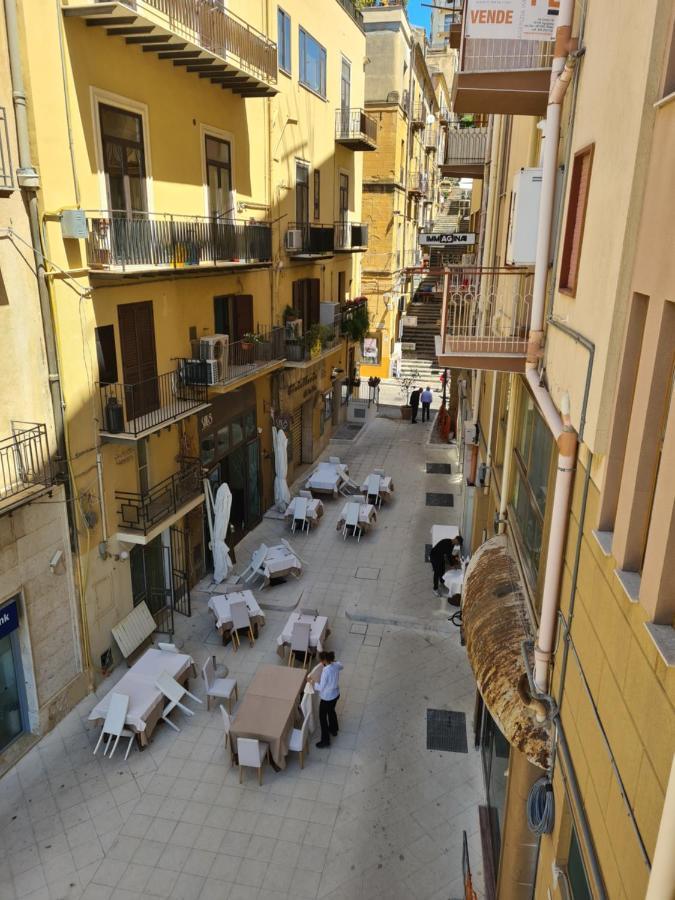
[233,295,253,341]
[117,301,159,420]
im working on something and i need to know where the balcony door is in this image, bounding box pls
[296,162,309,228]
[340,57,351,135]
[339,173,349,223]
[205,135,232,219]
[292,278,320,330]
[214,295,253,343]
[99,104,147,216]
[118,301,159,421]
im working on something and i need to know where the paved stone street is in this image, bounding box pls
[1,415,484,900]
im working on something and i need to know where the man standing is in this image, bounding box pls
[409,386,421,423]
[313,651,343,748]
[429,538,456,596]
[420,386,433,422]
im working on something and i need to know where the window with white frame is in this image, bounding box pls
[299,28,326,97]
[278,8,291,74]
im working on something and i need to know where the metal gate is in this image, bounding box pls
[170,525,191,617]
[291,409,302,466]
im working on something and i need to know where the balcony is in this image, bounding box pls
[184,328,287,391]
[423,126,438,151]
[409,103,427,129]
[0,423,54,514]
[436,267,532,372]
[335,0,364,30]
[284,320,343,365]
[335,108,377,151]
[340,297,368,332]
[407,172,428,197]
[62,0,277,97]
[98,361,210,441]
[284,223,334,258]
[84,212,272,276]
[442,122,489,178]
[115,457,203,542]
[455,38,555,116]
[334,221,368,252]
[443,4,463,50]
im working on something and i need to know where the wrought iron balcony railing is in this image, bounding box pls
[285,222,335,256]
[461,38,555,74]
[443,123,489,174]
[115,457,203,534]
[334,221,368,251]
[409,102,427,127]
[98,361,209,438]
[85,212,272,272]
[407,172,429,196]
[284,320,343,363]
[181,328,287,385]
[0,422,53,509]
[423,126,438,150]
[335,108,377,150]
[335,0,364,29]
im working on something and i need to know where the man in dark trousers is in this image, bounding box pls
[312,651,343,748]
[409,386,421,423]
[430,537,457,597]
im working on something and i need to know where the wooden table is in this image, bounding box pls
[230,665,305,770]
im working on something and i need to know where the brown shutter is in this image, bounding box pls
[559,145,594,295]
[309,279,320,328]
[292,279,302,316]
[118,301,159,419]
[233,295,254,340]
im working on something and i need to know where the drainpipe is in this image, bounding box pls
[400,39,414,283]
[646,755,675,900]
[484,370,498,490]
[497,372,515,533]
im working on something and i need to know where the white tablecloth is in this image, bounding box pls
[360,474,394,497]
[277,612,328,651]
[431,524,459,547]
[284,497,324,524]
[337,502,377,531]
[442,569,464,596]
[306,462,349,494]
[208,591,264,630]
[88,648,193,734]
[264,544,302,578]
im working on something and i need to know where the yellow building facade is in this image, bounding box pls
[11,0,369,678]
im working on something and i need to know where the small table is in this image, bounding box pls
[230,665,306,770]
[276,612,329,659]
[431,524,459,547]
[264,544,302,580]
[336,501,377,532]
[305,462,349,496]
[360,474,395,501]
[284,497,324,527]
[208,590,265,644]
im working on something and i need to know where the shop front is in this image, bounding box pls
[198,383,262,558]
[0,596,28,752]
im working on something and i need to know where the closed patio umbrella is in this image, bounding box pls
[273,425,291,512]
[212,483,233,584]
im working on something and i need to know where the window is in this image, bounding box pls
[277,8,291,74]
[95,325,118,384]
[559,144,594,295]
[296,161,309,226]
[299,29,326,97]
[313,170,320,221]
[99,104,147,215]
[663,17,675,97]
[340,57,351,111]
[566,826,592,900]
[339,173,349,222]
[205,135,232,218]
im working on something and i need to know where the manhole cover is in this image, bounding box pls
[426,492,454,507]
[426,709,468,753]
[426,463,452,474]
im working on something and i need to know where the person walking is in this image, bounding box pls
[429,538,456,596]
[312,651,343,748]
[409,386,421,423]
[420,386,433,422]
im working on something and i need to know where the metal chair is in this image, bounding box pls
[291,497,309,534]
[154,672,202,732]
[366,473,382,508]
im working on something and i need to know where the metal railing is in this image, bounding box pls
[335,108,377,145]
[340,297,368,333]
[334,221,368,251]
[183,327,286,385]
[85,211,272,271]
[119,0,277,84]
[461,37,555,73]
[115,457,202,533]
[285,222,335,255]
[98,362,209,436]
[284,320,342,362]
[407,172,429,195]
[409,102,427,126]
[0,422,53,505]
[335,0,364,30]
[440,267,532,356]
[423,126,438,150]
[444,123,489,167]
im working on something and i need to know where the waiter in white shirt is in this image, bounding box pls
[311,650,343,748]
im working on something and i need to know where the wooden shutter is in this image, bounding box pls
[559,145,594,296]
[233,295,254,340]
[308,279,320,328]
[118,301,159,418]
[292,279,302,316]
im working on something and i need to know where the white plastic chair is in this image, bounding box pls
[366,474,382,509]
[291,497,309,534]
[202,657,238,713]
[299,489,313,499]
[288,710,312,768]
[237,737,269,785]
[220,704,235,764]
[154,672,202,732]
[343,503,362,542]
[93,692,134,760]
[300,608,318,618]
[300,690,315,734]
[230,600,255,650]
[328,456,341,465]
[373,468,385,476]
[287,621,311,669]
[157,642,178,653]
[240,543,269,584]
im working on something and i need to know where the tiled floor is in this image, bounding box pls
[1,415,485,900]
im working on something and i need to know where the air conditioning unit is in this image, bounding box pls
[506,167,542,265]
[285,229,304,252]
[200,334,228,361]
[180,358,207,385]
[203,359,223,386]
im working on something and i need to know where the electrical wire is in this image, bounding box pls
[527,776,555,835]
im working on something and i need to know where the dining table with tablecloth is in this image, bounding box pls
[283,496,324,528]
[336,501,378,532]
[305,461,349,496]
[359,473,395,501]
[275,612,329,659]
[207,590,265,643]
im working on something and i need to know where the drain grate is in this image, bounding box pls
[426,709,468,753]
[426,462,452,474]
[426,492,454,507]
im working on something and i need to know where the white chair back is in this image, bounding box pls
[346,503,360,528]
[300,608,318,618]
[294,497,308,521]
[299,489,312,499]
[157,642,178,653]
[250,545,267,572]
[202,656,215,692]
[367,474,380,499]
[300,691,313,723]
[290,621,311,653]
[105,692,129,737]
[230,600,251,631]
[237,737,263,767]
[328,456,341,465]
[373,468,385,476]
[220,704,231,736]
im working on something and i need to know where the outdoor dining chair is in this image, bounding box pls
[93,692,134,761]
[299,489,313,499]
[202,657,238,713]
[154,672,202,733]
[288,707,312,768]
[366,473,382,509]
[157,642,178,653]
[240,543,269,584]
[328,456,341,465]
[373,468,385,476]
[230,600,255,650]
[237,737,270,786]
[300,690,315,734]
[343,502,362,542]
[291,497,309,534]
[220,704,235,764]
[287,621,312,669]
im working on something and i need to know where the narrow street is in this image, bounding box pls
[2,414,484,900]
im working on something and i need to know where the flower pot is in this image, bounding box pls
[241,342,253,351]
[400,405,412,420]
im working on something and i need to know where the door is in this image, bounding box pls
[100,104,147,216]
[292,278,320,330]
[205,135,232,218]
[224,444,247,547]
[0,631,24,751]
[130,537,174,635]
[339,173,349,223]
[340,58,351,134]
[301,397,314,464]
[296,161,309,228]
[170,525,191,617]
[118,301,159,420]
[214,294,254,342]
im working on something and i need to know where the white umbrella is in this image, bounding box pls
[273,426,291,512]
[212,483,233,584]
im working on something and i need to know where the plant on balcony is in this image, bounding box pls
[306,324,323,359]
[343,303,369,343]
[241,332,263,350]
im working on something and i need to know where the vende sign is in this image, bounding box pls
[465,0,558,41]
[420,233,476,246]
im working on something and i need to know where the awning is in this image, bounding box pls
[463,535,553,770]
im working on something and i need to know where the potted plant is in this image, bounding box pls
[344,303,369,343]
[397,372,415,420]
[306,324,322,359]
[283,305,302,337]
[241,332,262,351]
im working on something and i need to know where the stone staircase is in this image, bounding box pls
[400,285,443,380]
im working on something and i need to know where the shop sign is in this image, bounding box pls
[0,599,19,639]
[283,368,319,404]
[419,233,476,246]
[465,0,558,41]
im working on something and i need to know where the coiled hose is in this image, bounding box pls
[527,776,555,834]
